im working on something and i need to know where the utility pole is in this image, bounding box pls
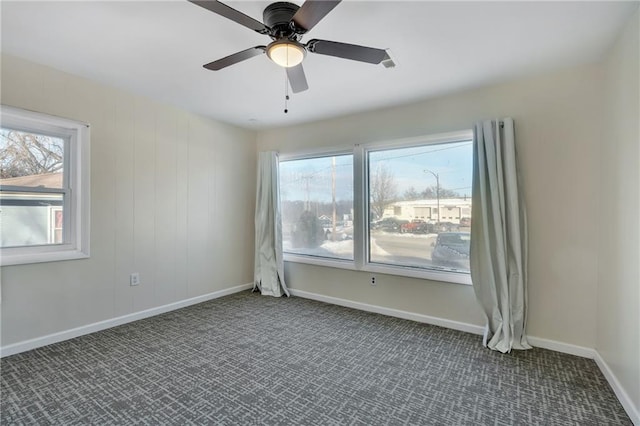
[299,173,314,211]
[424,169,440,223]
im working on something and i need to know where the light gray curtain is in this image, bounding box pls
[254,151,289,297]
[470,118,530,353]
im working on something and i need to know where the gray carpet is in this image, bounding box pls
[0,290,631,425]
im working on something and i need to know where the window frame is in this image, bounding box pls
[1,105,90,266]
[279,147,355,265]
[279,130,473,286]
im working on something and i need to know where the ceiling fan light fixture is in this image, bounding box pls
[267,40,306,68]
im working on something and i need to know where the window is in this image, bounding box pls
[368,140,473,275]
[0,105,90,266]
[278,130,473,285]
[280,153,354,261]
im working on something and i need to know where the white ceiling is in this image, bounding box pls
[1,1,637,129]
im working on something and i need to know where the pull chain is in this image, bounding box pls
[284,71,290,114]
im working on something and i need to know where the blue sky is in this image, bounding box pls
[280,154,353,202]
[279,141,473,203]
[369,141,473,199]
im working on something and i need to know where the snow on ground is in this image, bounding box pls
[284,231,437,258]
[284,238,392,258]
[282,239,353,260]
[320,239,353,256]
[319,238,391,257]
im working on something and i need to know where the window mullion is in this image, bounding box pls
[353,144,365,269]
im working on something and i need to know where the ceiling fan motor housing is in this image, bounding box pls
[263,2,300,36]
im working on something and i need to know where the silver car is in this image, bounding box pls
[431,232,470,271]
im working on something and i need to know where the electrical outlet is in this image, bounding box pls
[370,275,377,286]
[130,273,140,286]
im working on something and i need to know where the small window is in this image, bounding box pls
[0,106,90,266]
[279,153,353,261]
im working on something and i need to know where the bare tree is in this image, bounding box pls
[370,163,397,219]
[421,185,459,199]
[0,130,63,179]
[403,186,420,200]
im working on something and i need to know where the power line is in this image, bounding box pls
[371,142,472,162]
[281,142,472,182]
[280,141,473,189]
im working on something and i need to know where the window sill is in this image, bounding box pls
[363,263,472,285]
[1,247,90,266]
[283,253,472,286]
[283,253,356,271]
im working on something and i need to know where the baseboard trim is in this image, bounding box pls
[289,289,597,358]
[594,351,640,425]
[0,283,253,358]
[288,288,486,336]
[526,336,595,359]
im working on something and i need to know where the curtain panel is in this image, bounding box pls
[471,118,530,353]
[254,151,289,297]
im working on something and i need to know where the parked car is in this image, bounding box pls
[372,217,408,232]
[433,221,460,233]
[459,217,471,227]
[431,232,470,270]
[400,219,430,234]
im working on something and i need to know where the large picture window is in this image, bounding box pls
[278,131,473,285]
[368,141,473,274]
[280,153,354,261]
[0,106,90,266]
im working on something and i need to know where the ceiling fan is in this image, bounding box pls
[189,0,388,93]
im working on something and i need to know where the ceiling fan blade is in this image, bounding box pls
[307,39,387,64]
[291,0,341,33]
[189,1,270,34]
[203,46,266,71]
[286,64,309,93]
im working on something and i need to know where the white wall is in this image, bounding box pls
[598,10,640,420]
[0,54,257,347]
[258,63,604,349]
